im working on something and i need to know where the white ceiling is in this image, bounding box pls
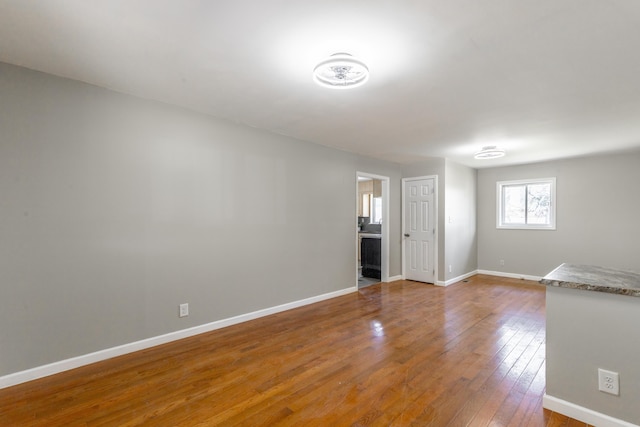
[1,0,640,168]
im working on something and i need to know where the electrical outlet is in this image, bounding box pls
[179,303,189,318]
[448,265,452,273]
[499,259,505,266]
[598,368,619,395]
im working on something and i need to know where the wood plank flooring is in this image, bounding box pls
[0,275,592,426]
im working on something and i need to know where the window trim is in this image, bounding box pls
[496,177,556,230]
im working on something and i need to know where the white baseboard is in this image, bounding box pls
[0,286,357,390]
[386,275,403,282]
[477,269,542,282]
[397,270,541,286]
[543,394,639,427]
[436,270,478,286]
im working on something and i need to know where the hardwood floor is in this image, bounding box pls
[0,275,592,426]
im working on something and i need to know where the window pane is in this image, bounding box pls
[527,183,551,225]
[371,197,382,224]
[362,194,370,217]
[503,185,525,224]
[497,178,555,230]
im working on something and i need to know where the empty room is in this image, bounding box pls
[1,1,639,426]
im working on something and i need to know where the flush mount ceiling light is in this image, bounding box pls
[474,146,506,159]
[313,53,369,89]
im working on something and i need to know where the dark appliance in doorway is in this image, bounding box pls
[361,237,381,279]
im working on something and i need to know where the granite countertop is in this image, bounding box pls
[359,232,382,239]
[540,263,640,297]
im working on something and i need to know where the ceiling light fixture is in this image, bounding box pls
[474,146,506,159]
[313,53,369,89]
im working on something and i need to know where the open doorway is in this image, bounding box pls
[356,172,390,288]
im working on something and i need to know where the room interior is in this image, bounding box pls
[357,175,383,288]
[1,1,640,425]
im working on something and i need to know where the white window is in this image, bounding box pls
[371,197,383,224]
[362,193,383,224]
[497,178,556,230]
[362,193,371,217]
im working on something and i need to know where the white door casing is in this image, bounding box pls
[403,177,436,283]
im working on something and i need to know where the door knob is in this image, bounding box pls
[404,233,410,237]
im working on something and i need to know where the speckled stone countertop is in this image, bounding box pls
[540,263,640,297]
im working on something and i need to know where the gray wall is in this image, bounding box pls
[478,152,640,277]
[546,286,640,424]
[444,160,477,281]
[0,62,403,376]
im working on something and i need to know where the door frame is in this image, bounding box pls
[401,175,439,283]
[356,171,390,287]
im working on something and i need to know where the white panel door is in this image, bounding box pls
[404,178,435,283]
